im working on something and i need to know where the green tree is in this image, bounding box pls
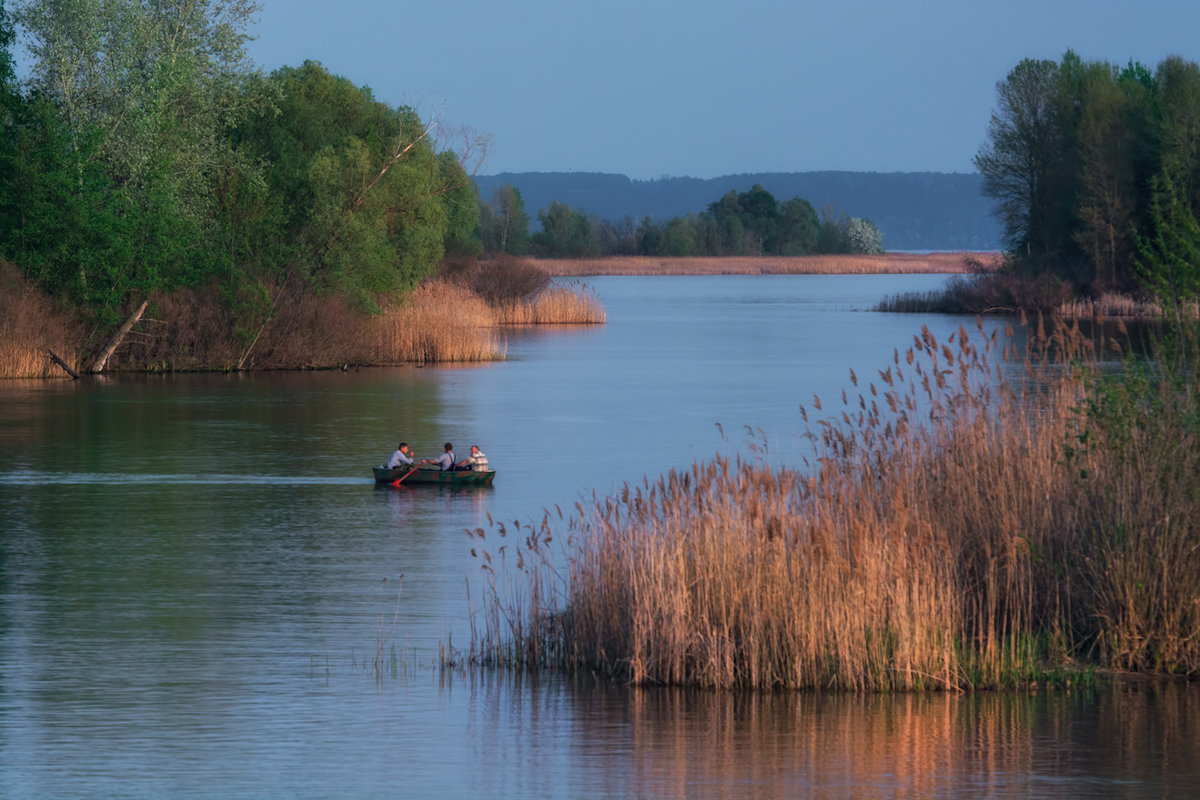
[974,58,1064,260]
[1156,56,1200,214]
[10,0,268,346]
[0,0,19,219]
[1073,62,1150,288]
[661,215,697,256]
[776,197,819,255]
[707,190,747,254]
[479,183,529,255]
[636,215,662,255]
[816,205,849,253]
[1136,171,1200,322]
[739,184,780,252]
[238,61,477,302]
[532,201,596,257]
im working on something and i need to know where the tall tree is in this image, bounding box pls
[10,0,268,336]
[738,184,780,253]
[1073,62,1148,288]
[532,201,596,257]
[776,197,819,255]
[479,183,529,255]
[0,0,19,216]
[1156,56,1200,214]
[974,58,1064,261]
[236,61,480,304]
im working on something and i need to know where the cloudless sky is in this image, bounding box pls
[246,1,1199,179]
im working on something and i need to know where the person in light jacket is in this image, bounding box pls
[431,442,456,471]
[387,442,414,469]
[456,445,489,472]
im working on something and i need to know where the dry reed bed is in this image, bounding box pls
[467,316,1200,689]
[1,275,604,375]
[491,284,607,325]
[373,280,504,364]
[1058,293,1200,319]
[0,261,83,378]
[534,252,999,276]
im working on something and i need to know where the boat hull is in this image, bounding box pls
[373,466,496,486]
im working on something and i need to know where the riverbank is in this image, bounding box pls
[534,252,1000,276]
[0,262,605,378]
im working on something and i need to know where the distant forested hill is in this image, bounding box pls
[474,171,1002,251]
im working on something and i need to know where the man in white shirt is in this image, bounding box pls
[388,442,414,469]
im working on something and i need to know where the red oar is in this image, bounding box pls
[391,460,427,487]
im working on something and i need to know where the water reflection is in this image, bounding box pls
[449,671,1200,798]
[4,275,1199,798]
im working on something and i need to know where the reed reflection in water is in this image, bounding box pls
[520,677,1197,798]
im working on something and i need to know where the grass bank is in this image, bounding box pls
[0,257,604,377]
[466,316,1200,690]
[876,270,1198,320]
[535,252,999,276]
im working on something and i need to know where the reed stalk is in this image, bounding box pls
[0,261,82,378]
[491,284,607,325]
[373,280,504,364]
[466,316,1200,689]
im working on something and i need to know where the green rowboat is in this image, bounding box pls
[373,465,496,486]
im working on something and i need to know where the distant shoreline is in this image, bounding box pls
[533,252,1000,276]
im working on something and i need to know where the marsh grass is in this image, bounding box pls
[2,256,606,375]
[0,261,82,378]
[1057,293,1200,320]
[373,280,505,364]
[466,316,1200,689]
[492,284,607,325]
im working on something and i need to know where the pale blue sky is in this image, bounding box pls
[245,1,1197,178]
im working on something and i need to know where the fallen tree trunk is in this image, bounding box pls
[87,299,148,374]
[46,349,80,379]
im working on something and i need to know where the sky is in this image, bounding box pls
[249,1,1199,179]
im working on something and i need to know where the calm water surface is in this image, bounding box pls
[2,275,1198,798]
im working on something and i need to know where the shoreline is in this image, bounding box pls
[534,252,1000,276]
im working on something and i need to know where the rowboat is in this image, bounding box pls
[373,465,496,487]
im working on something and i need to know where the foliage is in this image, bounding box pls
[1135,171,1200,321]
[505,184,877,259]
[976,51,1200,300]
[530,201,598,257]
[1,0,481,364]
[974,57,1064,260]
[6,0,268,330]
[845,217,884,254]
[477,183,530,255]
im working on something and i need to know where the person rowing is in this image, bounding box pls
[431,442,456,471]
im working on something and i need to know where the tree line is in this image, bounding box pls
[0,0,480,360]
[975,50,1200,303]
[477,182,884,258]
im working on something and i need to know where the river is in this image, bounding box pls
[2,274,1197,798]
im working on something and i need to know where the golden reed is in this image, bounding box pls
[0,272,605,374]
[467,315,1200,689]
[491,284,607,325]
[0,261,82,378]
[373,280,505,364]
